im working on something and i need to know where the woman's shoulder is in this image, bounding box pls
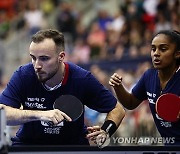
[144,68,157,76]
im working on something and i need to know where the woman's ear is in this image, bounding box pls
[58,51,65,62]
[175,50,180,58]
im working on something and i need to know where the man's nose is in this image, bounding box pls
[34,60,42,69]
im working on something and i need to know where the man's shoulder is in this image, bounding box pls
[17,63,35,75]
[67,62,90,77]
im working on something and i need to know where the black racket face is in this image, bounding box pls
[54,95,83,121]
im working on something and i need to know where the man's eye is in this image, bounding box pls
[40,57,49,61]
[31,57,36,61]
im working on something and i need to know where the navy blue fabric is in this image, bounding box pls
[132,68,180,145]
[0,62,117,145]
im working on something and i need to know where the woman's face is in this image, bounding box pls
[151,34,177,70]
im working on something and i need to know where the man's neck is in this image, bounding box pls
[45,63,65,88]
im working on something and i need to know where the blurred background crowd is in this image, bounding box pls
[0,0,180,146]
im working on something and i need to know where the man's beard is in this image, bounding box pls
[37,67,58,83]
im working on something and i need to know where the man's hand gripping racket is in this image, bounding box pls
[87,126,110,148]
[156,93,180,122]
[47,95,83,126]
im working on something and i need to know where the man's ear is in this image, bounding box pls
[58,51,65,62]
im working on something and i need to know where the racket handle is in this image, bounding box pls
[47,121,54,127]
[178,111,180,119]
[47,120,66,127]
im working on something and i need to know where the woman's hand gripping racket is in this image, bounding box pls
[48,95,83,126]
[156,93,180,122]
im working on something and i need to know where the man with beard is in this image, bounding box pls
[0,29,125,146]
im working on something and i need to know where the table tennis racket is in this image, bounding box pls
[48,95,83,126]
[155,93,180,122]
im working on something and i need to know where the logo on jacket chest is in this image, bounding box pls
[25,97,47,109]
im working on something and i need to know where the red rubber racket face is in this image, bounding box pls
[54,95,83,121]
[156,93,180,122]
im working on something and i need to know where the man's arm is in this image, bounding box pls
[86,101,125,141]
[105,101,125,127]
[0,104,71,126]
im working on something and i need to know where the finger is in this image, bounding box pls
[109,81,115,87]
[50,109,69,125]
[91,125,101,130]
[87,127,99,135]
[87,126,93,130]
[87,127,94,133]
[114,75,122,82]
[53,109,71,122]
[112,73,122,81]
[109,78,121,86]
[60,111,72,122]
[53,109,65,123]
[111,75,122,82]
[97,132,108,141]
[113,73,121,79]
[96,132,109,146]
[89,136,98,144]
[86,130,103,138]
[50,116,60,125]
[89,136,96,141]
[87,126,101,131]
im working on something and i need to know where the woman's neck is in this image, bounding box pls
[158,65,179,89]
